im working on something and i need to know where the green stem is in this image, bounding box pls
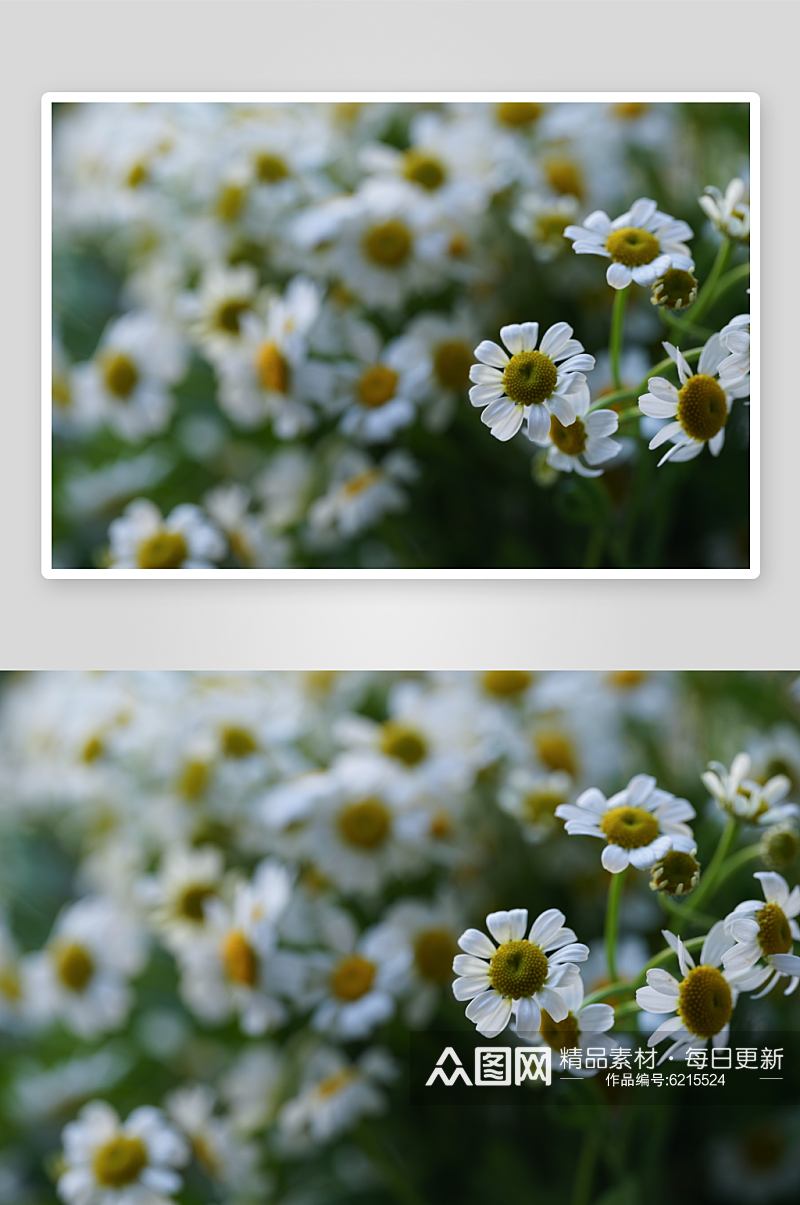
[678,816,739,924]
[609,285,629,389]
[604,869,626,981]
[571,1124,600,1205]
[711,841,762,891]
[713,260,751,304]
[670,236,732,333]
[657,891,718,930]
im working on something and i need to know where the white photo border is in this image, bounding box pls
[41,91,759,581]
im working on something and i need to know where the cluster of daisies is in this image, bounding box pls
[51,101,749,568]
[0,671,796,1204]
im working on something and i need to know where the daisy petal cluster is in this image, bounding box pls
[469,322,594,442]
[638,335,750,466]
[564,197,693,289]
[702,753,799,826]
[555,773,696,872]
[698,178,750,242]
[636,923,762,1063]
[452,907,588,1039]
[723,872,800,997]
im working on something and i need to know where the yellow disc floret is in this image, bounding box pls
[93,1136,148,1188]
[434,340,471,390]
[482,671,532,698]
[137,531,188,570]
[338,798,392,848]
[600,806,659,849]
[53,941,95,992]
[605,226,660,268]
[678,965,732,1038]
[756,902,793,956]
[677,374,728,441]
[403,150,447,191]
[221,930,258,987]
[549,415,587,456]
[380,721,428,766]
[414,929,457,984]
[539,1008,580,1051]
[358,365,399,409]
[489,940,548,999]
[503,351,558,407]
[364,220,413,267]
[256,343,290,393]
[331,954,376,1000]
[101,352,139,400]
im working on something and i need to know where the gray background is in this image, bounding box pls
[4,1,793,669]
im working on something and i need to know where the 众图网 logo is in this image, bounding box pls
[425,1046,552,1087]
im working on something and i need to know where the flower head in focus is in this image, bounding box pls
[723,872,800,997]
[564,197,694,289]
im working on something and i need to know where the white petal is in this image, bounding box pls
[470,383,505,408]
[500,324,527,355]
[453,954,491,977]
[486,909,528,945]
[637,986,680,1012]
[547,393,576,427]
[535,986,568,1023]
[701,921,735,968]
[458,928,497,958]
[601,844,629,873]
[754,872,789,908]
[606,262,631,289]
[515,994,541,1038]
[526,403,551,443]
[469,363,505,386]
[453,975,493,1001]
[529,908,566,947]
[648,420,684,449]
[474,340,509,369]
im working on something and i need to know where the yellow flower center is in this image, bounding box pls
[82,735,104,763]
[523,790,564,825]
[482,670,532,698]
[535,730,577,776]
[0,966,22,1001]
[216,184,246,223]
[608,671,647,690]
[650,850,701,897]
[221,725,258,758]
[358,364,399,408]
[363,219,413,267]
[652,268,698,313]
[214,299,250,334]
[756,902,793,956]
[489,939,548,999]
[192,1135,222,1179]
[331,954,376,1000]
[137,531,188,570]
[126,162,148,188]
[178,759,210,800]
[256,153,290,183]
[256,342,290,393]
[536,212,571,244]
[503,351,558,407]
[605,226,660,268]
[403,150,447,191]
[549,415,587,456]
[93,1136,148,1188]
[677,374,728,441]
[434,340,471,390]
[613,102,648,120]
[539,1008,580,1051]
[344,469,381,498]
[318,1068,356,1097]
[678,965,732,1038]
[497,102,543,128]
[53,941,95,992]
[53,373,72,409]
[380,721,428,766]
[544,156,583,199]
[337,798,392,849]
[600,805,659,849]
[221,930,259,986]
[101,352,139,400]
[176,884,215,922]
[414,929,457,983]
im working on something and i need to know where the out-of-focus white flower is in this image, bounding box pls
[707,1112,800,1204]
[511,192,581,262]
[0,918,28,1031]
[469,321,594,443]
[219,1045,286,1136]
[333,320,428,444]
[277,1046,395,1149]
[182,262,260,358]
[532,383,620,478]
[26,897,148,1039]
[718,312,751,385]
[564,197,694,289]
[108,499,227,569]
[702,754,799,826]
[165,1084,264,1193]
[638,335,750,466]
[498,767,572,843]
[699,178,750,242]
[723,872,800,997]
[204,484,290,569]
[137,845,226,954]
[13,1050,132,1123]
[176,860,300,1036]
[537,974,616,1077]
[555,773,696,873]
[388,307,477,433]
[308,448,418,541]
[71,311,187,441]
[364,894,463,1027]
[57,1100,188,1205]
[452,907,588,1039]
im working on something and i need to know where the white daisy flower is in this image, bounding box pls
[564,196,694,289]
[701,754,799,826]
[497,767,572,844]
[70,310,187,442]
[719,311,751,384]
[136,845,226,954]
[307,448,418,542]
[108,499,227,569]
[165,1084,263,1192]
[698,177,750,242]
[26,896,148,1039]
[533,382,620,478]
[636,923,763,1063]
[0,917,28,1031]
[204,484,289,570]
[510,192,581,262]
[537,974,616,1077]
[469,321,595,443]
[334,321,428,444]
[637,334,750,466]
[277,1046,395,1150]
[219,1045,285,1136]
[57,1100,188,1205]
[387,307,478,433]
[182,262,260,359]
[176,860,301,1036]
[555,773,696,873]
[452,907,589,1040]
[722,872,800,997]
